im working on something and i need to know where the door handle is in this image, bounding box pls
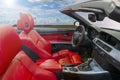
[63,33,69,36]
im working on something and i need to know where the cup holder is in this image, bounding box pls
[69,67,78,72]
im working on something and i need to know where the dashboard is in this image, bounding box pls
[86,27,120,71]
[84,25,120,71]
[86,26,120,51]
[80,25,120,71]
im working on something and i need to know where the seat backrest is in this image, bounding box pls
[28,30,52,53]
[0,25,22,75]
[17,13,52,54]
[0,25,33,80]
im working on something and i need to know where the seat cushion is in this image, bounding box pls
[2,59,32,80]
[36,59,62,72]
[52,49,82,65]
[3,51,57,80]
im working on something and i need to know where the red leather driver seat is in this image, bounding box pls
[0,25,57,80]
[18,13,82,65]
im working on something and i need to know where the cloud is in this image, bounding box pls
[34,16,75,25]
[28,0,55,3]
[31,6,59,15]
[0,0,82,25]
[28,0,89,4]
[29,4,75,25]
[0,5,31,25]
[28,0,90,9]
[0,4,74,25]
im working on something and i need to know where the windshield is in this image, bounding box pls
[76,12,120,30]
[0,0,91,26]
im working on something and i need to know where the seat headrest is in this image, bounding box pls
[17,13,34,33]
[0,25,22,75]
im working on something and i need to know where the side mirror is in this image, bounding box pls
[74,21,80,27]
[88,14,96,22]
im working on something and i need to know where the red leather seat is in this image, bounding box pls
[18,13,82,65]
[0,25,59,80]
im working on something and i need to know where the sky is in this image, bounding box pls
[0,0,87,25]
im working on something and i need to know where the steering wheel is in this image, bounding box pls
[72,25,85,47]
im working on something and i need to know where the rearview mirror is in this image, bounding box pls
[88,14,96,22]
[74,21,80,27]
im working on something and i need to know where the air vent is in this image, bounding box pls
[95,39,112,52]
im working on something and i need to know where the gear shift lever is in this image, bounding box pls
[78,58,93,71]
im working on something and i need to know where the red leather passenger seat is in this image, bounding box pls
[0,25,58,80]
[18,13,82,65]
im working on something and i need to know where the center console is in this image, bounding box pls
[62,59,111,80]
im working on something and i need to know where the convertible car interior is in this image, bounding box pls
[17,13,82,65]
[0,0,120,80]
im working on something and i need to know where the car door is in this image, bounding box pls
[35,27,76,52]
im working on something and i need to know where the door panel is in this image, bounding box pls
[35,28,75,52]
[35,28,74,42]
[58,32,73,42]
